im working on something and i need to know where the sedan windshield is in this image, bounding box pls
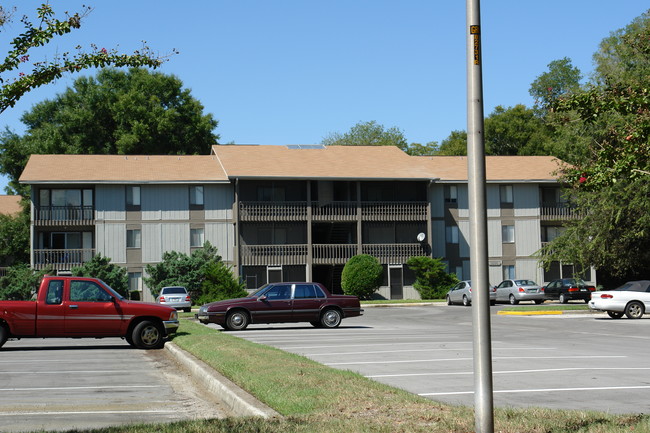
[250,284,272,298]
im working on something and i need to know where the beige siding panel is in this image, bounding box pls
[429,185,444,218]
[205,184,234,220]
[486,185,500,217]
[142,185,189,221]
[142,223,162,263]
[95,185,125,221]
[458,220,470,258]
[514,184,539,217]
[489,264,502,287]
[432,220,446,257]
[96,222,126,264]
[162,223,190,255]
[516,259,542,282]
[206,222,235,262]
[487,219,502,257]
[458,185,469,218]
[515,219,541,256]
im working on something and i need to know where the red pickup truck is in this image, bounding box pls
[0,276,179,350]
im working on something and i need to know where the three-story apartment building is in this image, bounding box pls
[19,145,590,301]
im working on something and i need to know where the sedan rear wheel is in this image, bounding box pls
[320,309,342,328]
[534,299,544,305]
[607,311,624,319]
[462,295,470,307]
[625,301,645,319]
[0,325,8,348]
[509,294,519,305]
[559,293,568,304]
[226,310,250,330]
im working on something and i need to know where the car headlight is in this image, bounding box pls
[199,306,207,314]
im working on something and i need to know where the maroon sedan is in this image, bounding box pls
[196,282,363,330]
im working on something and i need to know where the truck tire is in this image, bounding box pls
[132,320,164,349]
[0,325,7,348]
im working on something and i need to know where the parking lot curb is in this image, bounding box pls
[497,310,564,315]
[165,342,280,419]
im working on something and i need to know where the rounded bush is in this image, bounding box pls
[341,254,383,300]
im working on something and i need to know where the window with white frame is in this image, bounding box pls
[502,224,514,243]
[503,265,515,280]
[190,228,204,247]
[126,229,141,248]
[126,186,141,207]
[446,225,459,244]
[128,272,142,292]
[190,186,204,207]
[500,185,513,204]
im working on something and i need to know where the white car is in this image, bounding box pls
[446,280,497,306]
[588,280,650,319]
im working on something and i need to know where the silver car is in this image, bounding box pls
[495,279,545,305]
[446,280,497,306]
[156,286,192,312]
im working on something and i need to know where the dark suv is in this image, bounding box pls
[543,278,596,303]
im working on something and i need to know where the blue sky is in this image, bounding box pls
[1,1,649,193]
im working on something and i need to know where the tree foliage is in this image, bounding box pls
[529,57,583,111]
[341,254,383,300]
[0,3,170,115]
[406,256,458,300]
[197,260,248,305]
[322,120,408,151]
[71,254,129,296]
[0,198,29,265]
[0,263,49,300]
[0,68,219,195]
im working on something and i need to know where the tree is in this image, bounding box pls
[0,199,29,265]
[0,263,49,300]
[405,256,458,300]
[341,254,383,300]
[529,57,582,111]
[197,260,248,305]
[71,254,129,297]
[0,3,170,114]
[0,68,219,194]
[322,121,408,151]
[144,242,227,299]
[435,130,467,156]
[483,105,552,156]
[405,141,439,156]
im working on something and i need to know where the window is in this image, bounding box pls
[128,272,142,292]
[45,280,64,305]
[190,186,204,207]
[444,185,458,203]
[500,185,513,204]
[446,225,459,244]
[127,229,141,248]
[190,228,204,247]
[294,284,317,299]
[126,186,141,207]
[502,224,515,243]
[265,284,291,300]
[70,280,112,302]
[503,265,515,280]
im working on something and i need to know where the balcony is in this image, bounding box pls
[33,248,96,271]
[34,206,94,226]
[239,243,427,266]
[239,201,428,222]
[540,202,581,221]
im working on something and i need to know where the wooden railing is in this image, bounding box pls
[34,206,94,225]
[239,201,428,221]
[33,249,96,270]
[311,201,357,221]
[239,244,308,265]
[239,202,307,221]
[312,244,358,264]
[361,201,428,221]
[362,243,428,263]
[540,202,581,220]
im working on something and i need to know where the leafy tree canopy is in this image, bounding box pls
[341,254,383,300]
[322,120,408,151]
[0,68,219,195]
[0,263,49,300]
[406,256,458,300]
[529,57,583,111]
[71,254,129,296]
[0,3,170,115]
[0,197,29,265]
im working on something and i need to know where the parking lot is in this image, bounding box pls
[0,338,230,433]
[216,304,650,414]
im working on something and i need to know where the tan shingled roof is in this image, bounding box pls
[211,145,435,180]
[19,155,228,183]
[417,155,562,182]
[0,195,22,215]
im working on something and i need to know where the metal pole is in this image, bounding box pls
[466,1,494,432]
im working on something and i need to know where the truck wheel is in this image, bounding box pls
[132,320,164,349]
[0,325,8,348]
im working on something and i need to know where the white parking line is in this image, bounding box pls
[368,366,650,378]
[305,347,553,357]
[0,385,164,392]
[326,355,625,366]
[0,410,176,417]
[0,370,149,375]
[271,341,474,350]
[421,385,650,397]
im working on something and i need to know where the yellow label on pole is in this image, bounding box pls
[470,26,481,65]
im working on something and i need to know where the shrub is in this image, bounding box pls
[406,256,458,299]
[71,254,129,296]
[341,254,383,300]
[196,260,248,305]
[0,264,49,300]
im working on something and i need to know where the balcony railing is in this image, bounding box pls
[34,206,94,226]
[239,201,428,221]
[239,243,427,266]
[540,202,581,221]
[33,248,96,270]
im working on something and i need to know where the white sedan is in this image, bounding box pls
[588,280,650,319]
